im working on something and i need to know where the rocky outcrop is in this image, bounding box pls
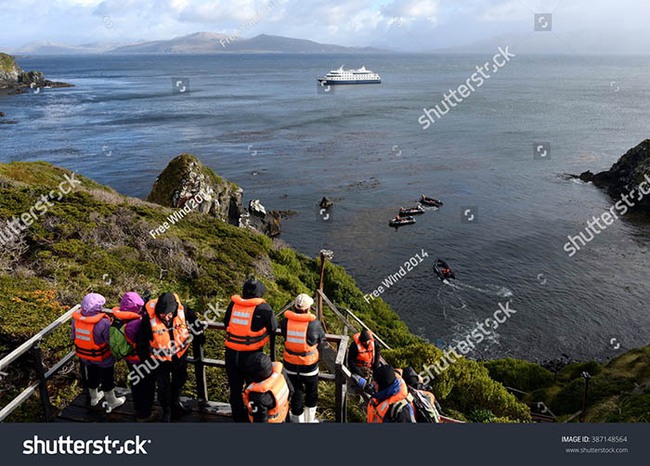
[240,200,282,238]
[147,153,282,236]
[578,140,650,211]
[0,52,72,91]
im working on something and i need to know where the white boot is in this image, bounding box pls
[102,389,126,413]
[305,406,319,423]
[289,412,305,423]
[89,388,104,407]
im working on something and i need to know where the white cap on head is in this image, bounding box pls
[294,293,314,311]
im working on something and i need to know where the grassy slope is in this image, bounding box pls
[483,348,650,422]
[0,161,533,422]
[0,53,18,74]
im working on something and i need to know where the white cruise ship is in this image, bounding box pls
[317,66,381,85]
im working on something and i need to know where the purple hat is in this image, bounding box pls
[81,293,106,313]
[120,292,144,313]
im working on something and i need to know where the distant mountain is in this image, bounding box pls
[109,32,385,54]
[14,40,123,55]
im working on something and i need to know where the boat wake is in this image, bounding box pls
[444,281,513,298]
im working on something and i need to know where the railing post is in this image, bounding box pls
[334,335,349,423]
[335,362,347,423]
[193,337,208,402]
[31,342,53,422]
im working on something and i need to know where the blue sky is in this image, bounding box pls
[1,0,649,52]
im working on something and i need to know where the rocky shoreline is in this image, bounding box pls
[571,139,650,213]
[0,52,73,95]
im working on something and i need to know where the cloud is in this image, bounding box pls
[0,0,649,52]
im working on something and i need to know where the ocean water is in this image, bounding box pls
[2,53,650,362]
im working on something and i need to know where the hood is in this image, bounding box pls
[242,278,266,299]
[372,377,402,402]
[402,366,420,388]
[243,352,274,383]
[120,292,145,314]
[81,293,106,316]
[155,292,179,316]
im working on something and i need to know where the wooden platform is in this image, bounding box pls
[56,388,233,423]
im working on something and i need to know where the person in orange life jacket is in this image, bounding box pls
[348,329,381,378]
[242,352,294,423]
[367,365,416,423]
[71,293,125,411]
[399,366,439,422]
[281,293,325,423]
[136,292,202,422]
[112,291,157,421]
[224,277,278,422]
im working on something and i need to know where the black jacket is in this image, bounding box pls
[223,288,277,361]
[280,313,326,375]
[347,338,381,376]
[247,370,294,423]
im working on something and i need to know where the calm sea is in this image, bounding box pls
[2,53,650,361]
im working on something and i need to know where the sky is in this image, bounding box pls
[1,0,649,53]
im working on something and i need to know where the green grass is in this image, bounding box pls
[0,159,548,423]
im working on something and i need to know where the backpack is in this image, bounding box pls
[387,393,416,423]
[109,318,135,360]
[408,387,441,423]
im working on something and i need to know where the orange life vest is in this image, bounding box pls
[112,307,142,363]
[367,376,412,423]
[72,310,112,362]
[282,310,319,366]
[353,332,376,369]
[243,362,290,423]
[225,295,269,351]
[145,299,190,361]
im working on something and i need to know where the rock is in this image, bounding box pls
[0,52,73,91]
[147,153,245,225]
[147,153,282,237]
[319,196,333,209]
[578,170,595,182]
[239,199,282,238]
[584,140,650,212]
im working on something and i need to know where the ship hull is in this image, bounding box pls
[317,79,381,85]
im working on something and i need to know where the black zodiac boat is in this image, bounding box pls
[389,215,416,227]
[399,205,426,216]
[420,195,443,207]
[433,258,456,281]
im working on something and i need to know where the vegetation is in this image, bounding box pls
[4,159,644,423]
[483,349,650,422]
[0,52,18,74]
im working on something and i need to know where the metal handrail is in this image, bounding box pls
[0,305,79,372]
[0,305,80,422]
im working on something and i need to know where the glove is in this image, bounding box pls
[352,374,368,390]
